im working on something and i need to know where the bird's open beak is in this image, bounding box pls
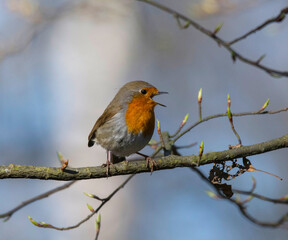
[154,91,168,107]
[157,91,168,95]
[156,102,167,107]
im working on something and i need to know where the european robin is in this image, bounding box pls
[88,81,167,175]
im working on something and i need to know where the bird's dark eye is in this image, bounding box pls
[140,89,147,94]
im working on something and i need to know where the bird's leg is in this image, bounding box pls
[105,151,114,177]
[136,152,157,174]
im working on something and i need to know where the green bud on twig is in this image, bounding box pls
[205,190,219,199]
[263,98,270,109]
[84,192,94,198]
[256,54,266,64]
[198,88,202,103]
[231,51,237,63]
[213,23,223,35]
[157,119,160,131]
[87,204,95,212]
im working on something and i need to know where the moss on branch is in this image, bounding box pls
[0,134,287,181]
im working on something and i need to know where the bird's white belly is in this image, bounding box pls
[95,112,151,156]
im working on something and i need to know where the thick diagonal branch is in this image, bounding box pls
[0,134,287,181]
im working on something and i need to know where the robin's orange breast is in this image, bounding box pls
[125,96,156,137]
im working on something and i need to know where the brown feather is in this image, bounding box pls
[88,101,122,147]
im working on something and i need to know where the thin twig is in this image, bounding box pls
[233,189,288,204]
[28,175,135,230]
[170,124,185,138]
[228,115,242,145]
[173,107,288,143]
[228,7,288,45]
[137,0,288,77]
[227,95,242,145]
[0,181,76,221]
[156,120,165,149]
[198,101,202,122]
[170,114,189,138]
[191,167,288,227]
[248,166,283,180]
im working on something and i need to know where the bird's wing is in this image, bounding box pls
[88,104,122,147]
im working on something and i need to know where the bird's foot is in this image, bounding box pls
[145,157,157,175]
[61,160,69,171]
[136,152,157,175]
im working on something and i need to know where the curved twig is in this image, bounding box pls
[173,108,288,142]
[28,175,134,230]
[228,7,288,45]
[233,189,288,204]
[191,167,288,227]
[137,0,288,77]
[0,181,76,221]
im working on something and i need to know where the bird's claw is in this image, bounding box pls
[60,160,69,171]
[146,157,157,175]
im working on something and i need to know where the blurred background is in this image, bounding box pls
[0,0,288,239]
